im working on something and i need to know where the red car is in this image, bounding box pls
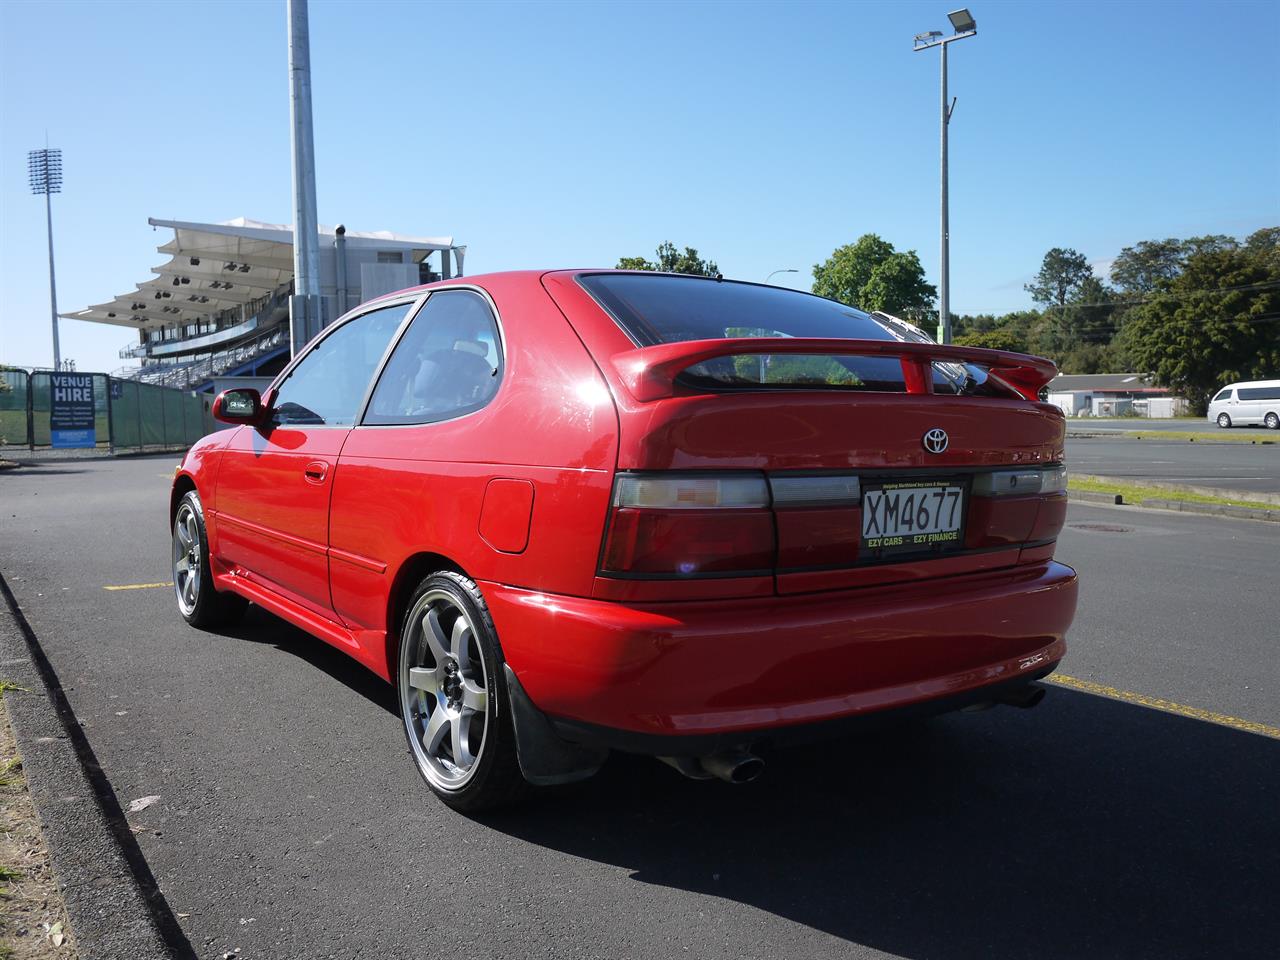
[171,271,1077,810]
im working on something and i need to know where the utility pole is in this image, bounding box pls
[913,9,977,345]
[288,0,322,356]
[28,147,63,369]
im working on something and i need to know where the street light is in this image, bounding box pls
[28,147,63,369]
[914,8,977,345]
[765,268,798,284]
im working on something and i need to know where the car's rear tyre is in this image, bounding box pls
[397,571,527,812]
[1217,413,1232,428]
[1266,412,1279,430]
[172,490,248,629]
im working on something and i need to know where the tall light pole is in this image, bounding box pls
[28,147,63,369]
[914,8,977,345]
[288,0,322,355]
[765,268,798,285]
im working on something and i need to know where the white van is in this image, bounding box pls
[1207,379,1280,429]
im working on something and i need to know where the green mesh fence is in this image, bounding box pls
[1,369,30,447]
[6,371,215,452]
[138,382,168,447]
[109,380,141,449]
[162,387,185,446]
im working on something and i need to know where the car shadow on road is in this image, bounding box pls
[485,690,1278,960]
[223,606,399,716]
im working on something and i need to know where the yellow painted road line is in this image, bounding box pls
[103,582,173,592]
[1047,673,1280,740]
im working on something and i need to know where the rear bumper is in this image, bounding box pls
[481,560,1077,745]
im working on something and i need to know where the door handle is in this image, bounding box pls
[303,461,328,484]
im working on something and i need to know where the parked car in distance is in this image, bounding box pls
[1207,379,1280,429]
[171,271,1079,810]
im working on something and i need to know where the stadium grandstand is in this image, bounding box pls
[61,217,465,392]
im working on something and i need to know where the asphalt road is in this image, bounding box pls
[1,457,1277,960]
[1066,436,1280,496]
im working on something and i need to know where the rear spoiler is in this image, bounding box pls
[611,338,1058,402]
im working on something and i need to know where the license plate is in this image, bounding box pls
[861,481,965,559]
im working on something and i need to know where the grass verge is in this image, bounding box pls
[1,686,77,958]
[1070,475,1275,510]
[1117,430,1275,444]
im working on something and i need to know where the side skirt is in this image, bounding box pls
[213,570,387,677]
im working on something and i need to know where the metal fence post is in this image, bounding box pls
[26,372,34,449]
[105,375,115,453]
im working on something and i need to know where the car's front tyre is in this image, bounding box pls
[397,571,527,811]
[1217,413,1232,428]
[172,490,248,629]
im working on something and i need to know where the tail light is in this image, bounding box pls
[972,464,1067,497]
[600,465,1068,583]
[969,464,1068,551]
[600,473,773,577]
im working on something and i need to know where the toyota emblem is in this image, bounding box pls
[922,428,949,454]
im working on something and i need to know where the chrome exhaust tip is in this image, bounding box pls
[700,749,765,784]
[658,749,765,784]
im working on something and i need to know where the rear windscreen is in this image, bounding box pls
[579,272,1001,395]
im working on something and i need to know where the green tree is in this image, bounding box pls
[1023,248,1121,357]
[1118,233,1280,413]
[1109,235,1238,295]
[1245,227,1280,256]
[617,241,719,276]
[1025,247,1093,309]
[1109,239,1186,294]
[811,234,936,320]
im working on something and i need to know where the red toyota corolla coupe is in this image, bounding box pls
[171,271,1078,809]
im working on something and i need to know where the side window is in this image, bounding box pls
[1213,389,1233,402]
[272,302,414,426]
[1238,387,1280,401]
[364,290,502,425]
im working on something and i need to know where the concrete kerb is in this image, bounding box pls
[1067,489,1279,523]
[0,573,181,960]
[1141,498,1279,523]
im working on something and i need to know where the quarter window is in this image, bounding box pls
[364,290,502,425]
[271,302,414,426]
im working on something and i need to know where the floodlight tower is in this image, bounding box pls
[28,147,64,369]
[288,0,322,355]
[914,8,977,345]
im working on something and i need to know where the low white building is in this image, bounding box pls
[1045,373,1188,418]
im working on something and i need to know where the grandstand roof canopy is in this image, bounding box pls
[61,217,461,330]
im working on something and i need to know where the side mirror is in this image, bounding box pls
[212,388,266,425]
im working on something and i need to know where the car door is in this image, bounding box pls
[1235,387,1262,424]
[213,298,418,618]
[327,288,506,632]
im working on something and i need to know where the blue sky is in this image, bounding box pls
[2,0,1277,373]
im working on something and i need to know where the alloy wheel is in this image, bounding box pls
[400,589,490,790]
[173,502,202,616]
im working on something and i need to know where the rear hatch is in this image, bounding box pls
[543,271,1068,601]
